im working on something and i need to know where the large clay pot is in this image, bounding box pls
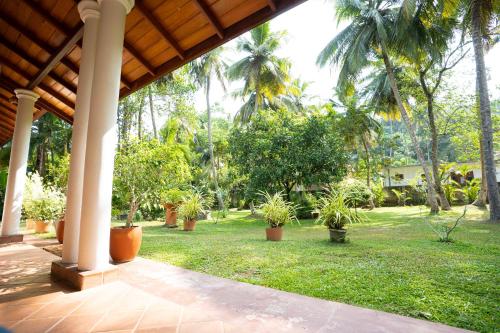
[109,226,142,263]
[26,219,36,230]
[163,203,178,226]
[56,220,64,244]
[266,227,283,241]
[329,228,346,243]
[35,220,50,233]
[183,219,196,231]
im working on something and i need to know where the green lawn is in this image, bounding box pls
[131,206,500,332]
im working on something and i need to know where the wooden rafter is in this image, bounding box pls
[0,55,76,110]
[193,0,224,39]
[267,0,277,11]
[123,41,156,75]
[135,1,186,59]
[0,35,78,94]
[28,27,84,90]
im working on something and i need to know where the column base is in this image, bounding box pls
[0,234,24,244]
[51,260,118,290]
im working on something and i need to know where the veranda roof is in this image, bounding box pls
[0,0,305,145]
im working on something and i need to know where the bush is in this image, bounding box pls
[23,173,65,222]
[292,192,318,219]
[260,192,298,228]
[335,178,372,209]
[316,191,362,230]
[178,192,208,221]
[371,181,385,207]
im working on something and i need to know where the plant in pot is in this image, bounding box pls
[22,172,45,230]
[177,193,207,231]
[260,192,298,241]
[160,188,186,228]
[316,191,361,243]
[31,186,65,234]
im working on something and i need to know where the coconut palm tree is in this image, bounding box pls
[190,48,227,211]
[317,0,440,213]
[280,78,314,114]
[227,22,290,123]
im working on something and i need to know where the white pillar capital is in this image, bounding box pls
[97,0,134,14]
[14,89,39,103]
[78,0,100,22]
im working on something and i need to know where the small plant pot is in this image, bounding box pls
[26,219,36,230]
[163,203,178,226]
[109,226,142,263]
[56,219,64,244]
[34,220,50,233]
[329,228,346,243]
[183,219,196,231]
[266,227,283,241]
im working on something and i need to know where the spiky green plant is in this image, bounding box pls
[316,192,362,230]
[178,193,208,221]
[260,192,298,228]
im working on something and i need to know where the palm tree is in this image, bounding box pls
[334,93,381,209]
[190,48,227,211]
[281,78,314,114]
[227,22,290,123]
[468,0,500,221]
[317,0,440,213]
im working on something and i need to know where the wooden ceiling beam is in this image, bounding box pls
[135,2,186,59]
[21,0,72,35]
[28,27,84,90]
[0,14,53,54]
[0,113,15,129]
[0,36,78,95]
[123,41,156,76]
[267,0,277,11]
[193,0,224,39]
[0,56,75,110]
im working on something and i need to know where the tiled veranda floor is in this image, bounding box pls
[0,238,472,333]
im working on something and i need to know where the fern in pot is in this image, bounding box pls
[260,192,298,241]
[316,192,361,243]
[177,193,207,231]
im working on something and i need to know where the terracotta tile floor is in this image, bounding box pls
[0,241,472,333]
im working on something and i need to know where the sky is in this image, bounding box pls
[194,0,500,118]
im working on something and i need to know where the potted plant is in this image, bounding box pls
[31,186,65,234]
[160,188,186,228]
[55,215,65,244]
[260,192,298,241]
[22,172,45,230]
[316,192,361,243]
[177,193,207,231]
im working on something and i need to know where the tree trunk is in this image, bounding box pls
[206,78,225,211]
[473,139,488,207]
[126,200,139,228]
[249,201,257,215]
[380,47,439,214]
[148,86,158,139]
[137,93,144,140]
[362,137,375,209]
[471,1,500,221]
[419,78,451,210]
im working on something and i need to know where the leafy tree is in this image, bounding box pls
[114,139,192,226]
[227,22,290,123]
[190,47,227,211]
[229,109,348,202]
[317,0,440,213]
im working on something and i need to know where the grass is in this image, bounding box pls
[130,205,500,332]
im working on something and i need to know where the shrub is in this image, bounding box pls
[335,178,372,209]
[23,173,47,220]
[316,191,362,229]
[371,181,385,207]
[260,192,298,228]
[178,193,208,221]
[460,179,480,204]
[427,207,467,242]
[292,192,318,219]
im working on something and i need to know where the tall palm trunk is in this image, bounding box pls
[206,78,225,211]
[418,75,451,210]
[380,47,439,213]
[362,137,375,209]
[137,94,144,140]
[471,1,500,221]
[473,139,488,207]
[148,86,158,139]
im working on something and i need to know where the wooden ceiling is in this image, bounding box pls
[0,0,306,146]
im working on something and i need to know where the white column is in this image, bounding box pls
[78,0,134,271]
[1,90,39,236]
[62,1,100,264]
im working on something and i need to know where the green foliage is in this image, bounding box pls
[160,188,188,205]
[371,181,386,207]
[461,179,480,204]
[46,153,70,193]
[292,192,318,219]
[427,207,467,242]
[392,189,410,206]
[177,192,208,221]
[229,109,348,201]
[443,180,460,205]
[114,139,192,226]
[316,191,362,230]
[23,173,65,222]
[335,178,372,208]
[259,192,298,228]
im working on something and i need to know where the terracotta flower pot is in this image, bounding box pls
[109,226,142,263]
[266,227,283,241]
[329,228,346,243]
[26,219,36,230]
[163,203,178,226]
[56,219,64,244]
[34,220,50,233]
[183,219,196,231]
